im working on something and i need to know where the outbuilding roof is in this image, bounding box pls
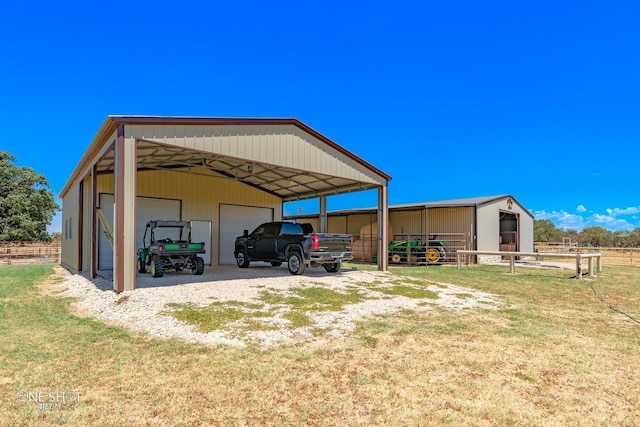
[288,195,534,218]
[60,115,392,201]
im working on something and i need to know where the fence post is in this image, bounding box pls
[576,254,582,279]
[457,252,461,269]
[509,254,515,274]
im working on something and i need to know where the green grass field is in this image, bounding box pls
[1,263,639,426]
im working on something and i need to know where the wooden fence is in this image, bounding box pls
[535,245,639,267]
[457,250,602,279]
[0,242,61,265]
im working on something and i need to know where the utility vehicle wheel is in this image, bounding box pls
[391,253,402,263]
[287,251,306,275]
[270,261,283,267]
[151,258,164,278]
[426,248,441,263]
[236,250,250,268]
[193,256,205,275]
[323,262,340,273]
[137,256,147,274]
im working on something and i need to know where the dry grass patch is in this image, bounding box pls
[2,263,640,426]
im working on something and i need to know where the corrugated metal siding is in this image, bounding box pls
[82,176,92,271]
[347,214,376,236]
[519,213,534,252]
[125,124,385,185]
[476,206,499,251]
[286,213,375,236]
[61,183,80,270]
[389,210,424,238]
[328,216,347,233]
[427,207,474,235]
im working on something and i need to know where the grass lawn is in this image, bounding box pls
[1,263,639,426]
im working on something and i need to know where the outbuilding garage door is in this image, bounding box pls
[219,204,273,264]
[98,194,181,270]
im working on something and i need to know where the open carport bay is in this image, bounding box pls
[59,265,499,348]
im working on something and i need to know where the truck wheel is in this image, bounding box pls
[236,250,250,268]
[270,261,283,267]
[323,262,340,273]
[192,256,205,275]
[137,256,147,274]
[151,258,164,278]
[287,251,306,275]
[426,248,440,263]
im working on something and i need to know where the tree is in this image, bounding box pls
[627,227,640,248]
[579,226,613,248]
[534,219,557,242]
[0,151,59,241]
[612,230,630,248]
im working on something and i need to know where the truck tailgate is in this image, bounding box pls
[314,234,352,251]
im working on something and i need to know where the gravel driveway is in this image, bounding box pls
[55,264,500,348]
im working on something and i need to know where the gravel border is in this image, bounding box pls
[53,265,500,348]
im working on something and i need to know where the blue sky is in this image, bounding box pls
[1,1,638,233]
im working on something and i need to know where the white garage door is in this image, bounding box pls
[219,204,273,264]
[98,194,181,270]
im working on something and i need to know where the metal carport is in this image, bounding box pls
[59,116,391,292]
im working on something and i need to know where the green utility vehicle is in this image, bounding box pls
[388,238,446,264]
[137,220,206,278]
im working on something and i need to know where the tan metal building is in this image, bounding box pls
[286,195,534,263]
[59,116,392,291]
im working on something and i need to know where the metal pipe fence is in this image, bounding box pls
[352,233,471,265]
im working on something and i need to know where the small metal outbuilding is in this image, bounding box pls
[285,195,534,264]
[59,116,392,291]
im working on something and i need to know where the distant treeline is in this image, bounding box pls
[534,220,640,248]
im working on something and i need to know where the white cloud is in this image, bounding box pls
[605,206,640,217]
[576,205,587,213]
[533,210,585,231]
[533,207,640,231]
[591,214,633,230]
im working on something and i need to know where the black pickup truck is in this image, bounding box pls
[234,222,353,274]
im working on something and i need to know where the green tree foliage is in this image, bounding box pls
[579,226,613,247]
[534,220,640,247]
[534,219,556,242]
[626,227,640,247]
[0,151,59,241]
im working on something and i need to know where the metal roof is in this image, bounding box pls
[287,194,534,218]
[392,195,514,209]
[60,116,391,201]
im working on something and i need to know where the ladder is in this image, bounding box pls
[96,207,114,248]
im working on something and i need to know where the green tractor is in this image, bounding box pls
[388,238,446,264]
[137,220,206,278]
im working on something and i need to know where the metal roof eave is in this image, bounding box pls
[60,116,392,199]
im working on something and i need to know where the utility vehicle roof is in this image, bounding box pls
[146,220,191,229]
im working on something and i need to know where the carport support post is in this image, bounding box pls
[113,125,137,292]
[509,255,515,274]
[319,196,327,233]
[377,184,389,271]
